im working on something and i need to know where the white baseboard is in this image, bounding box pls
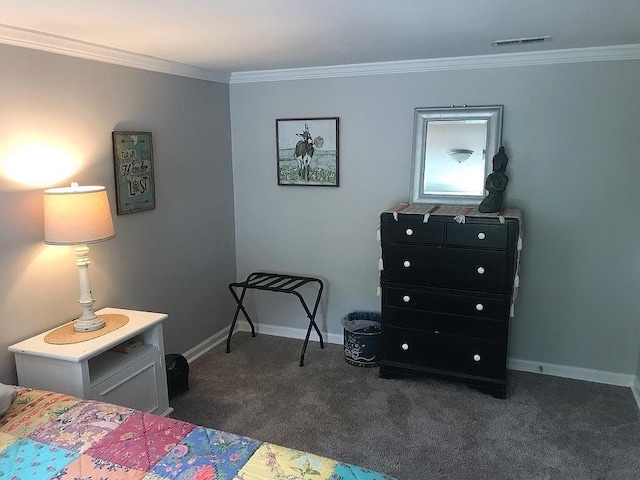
[632,376,640,411]
[182,326,230,363]
[249,323,344,346]
[182,322,639,411]
[180,322,342,364]
[507,358,635,387]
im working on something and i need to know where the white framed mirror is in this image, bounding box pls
[410,105,503,205]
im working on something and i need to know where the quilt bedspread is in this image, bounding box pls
[0,388,394,480]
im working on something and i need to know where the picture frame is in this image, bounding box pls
[112,131,156,214]
[276,117,339,186]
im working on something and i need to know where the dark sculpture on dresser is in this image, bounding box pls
[479,146,509,213]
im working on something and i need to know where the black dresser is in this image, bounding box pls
[378,204,522,398]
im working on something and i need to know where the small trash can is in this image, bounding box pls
[341,311,382,367]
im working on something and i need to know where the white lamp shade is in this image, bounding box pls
[44,184,115,245]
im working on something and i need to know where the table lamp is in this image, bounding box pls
[44,182,116,332]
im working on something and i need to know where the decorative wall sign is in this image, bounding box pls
[276,117,339,186]
[112,131,156,214]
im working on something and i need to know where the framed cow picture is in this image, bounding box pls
[276,117,339,186]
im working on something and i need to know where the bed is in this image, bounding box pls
[0,387,394,480]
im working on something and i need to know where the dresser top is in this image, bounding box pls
[384,204,522,224]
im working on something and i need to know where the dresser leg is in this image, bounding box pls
[379,367,414,380]
[471,385,507,399]
[491,388,507,399]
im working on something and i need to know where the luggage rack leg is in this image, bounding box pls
[294,280,324,366]
[226,282,256,354]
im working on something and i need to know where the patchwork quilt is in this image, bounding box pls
[0,388,394,480]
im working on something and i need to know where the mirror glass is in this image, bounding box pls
[410,105,503,205]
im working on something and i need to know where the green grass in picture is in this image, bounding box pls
[278,149,337,185]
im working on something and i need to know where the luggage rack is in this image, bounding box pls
[226,272,324,366]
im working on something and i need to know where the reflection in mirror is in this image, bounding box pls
[410,105,503,205]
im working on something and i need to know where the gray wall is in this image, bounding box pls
[0,44,236,384]
[2,43,638,383]
[230,60,640,375]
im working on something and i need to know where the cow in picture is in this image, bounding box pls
[294,124,314,181]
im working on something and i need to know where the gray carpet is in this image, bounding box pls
[169,333,640,479]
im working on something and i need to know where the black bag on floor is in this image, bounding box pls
[165,353,189,399]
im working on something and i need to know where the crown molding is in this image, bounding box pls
[230,44,640,84]
[0,23,230,84]
[1,22,637,86]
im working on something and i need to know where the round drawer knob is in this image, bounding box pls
[473,354,481,362]
[477,266,485,275]
[406,228,413,236]
[477,232,486,240]
[402,295,411,303]
[475,303,484,311]
[401,343,409,351]
[403,260,411,268]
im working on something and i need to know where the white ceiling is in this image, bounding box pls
[1,0,639,76]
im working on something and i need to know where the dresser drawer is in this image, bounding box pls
[383,306,505,339]
[384,218,444,245]
[446,223,508,249]
[384,286,510,320]
[382,326,507,379]
[382,245,510,292]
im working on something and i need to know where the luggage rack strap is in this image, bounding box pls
[226,271,324,366]
[231,272,319,293]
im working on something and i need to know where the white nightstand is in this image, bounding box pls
[8,307,172,416]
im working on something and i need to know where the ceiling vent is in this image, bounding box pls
[491,36,552,47]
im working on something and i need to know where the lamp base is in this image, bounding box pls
[73,316,106,332]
